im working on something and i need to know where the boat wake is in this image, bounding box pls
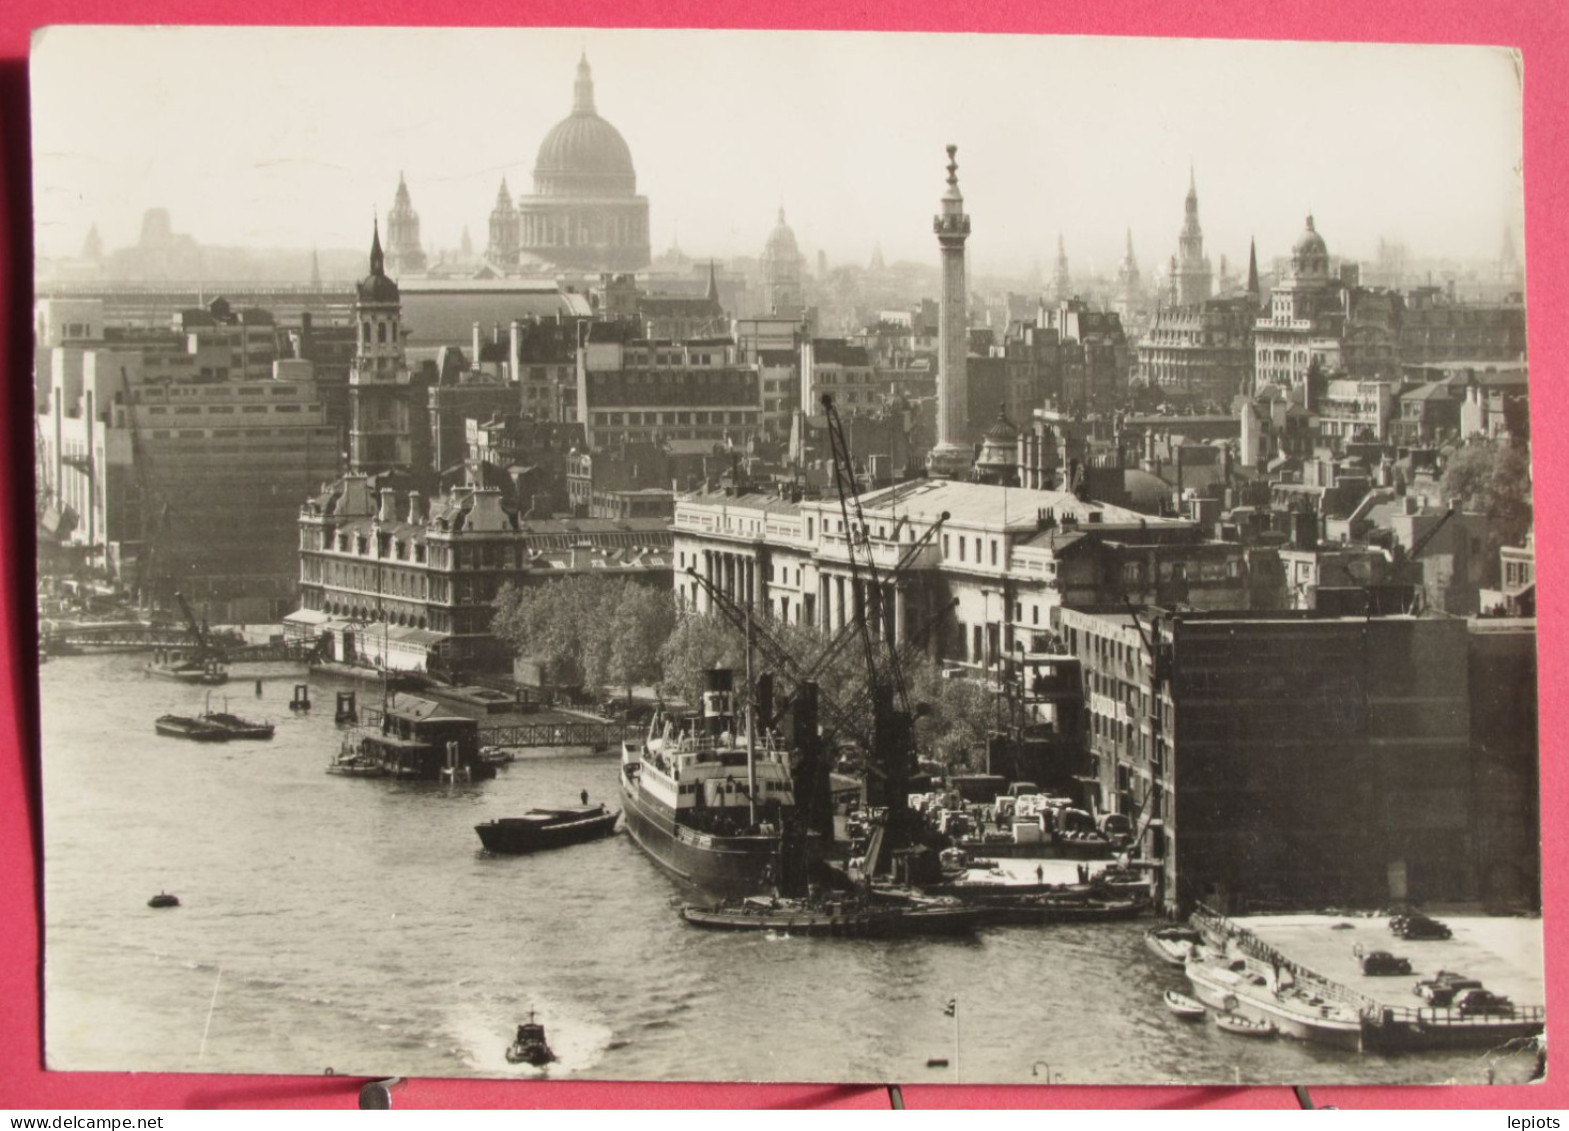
[445,1002,614,1077]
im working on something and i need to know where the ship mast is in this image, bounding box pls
[744,599,757,828]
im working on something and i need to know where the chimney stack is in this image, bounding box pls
[378,488,398,525]
[406,490,424,524]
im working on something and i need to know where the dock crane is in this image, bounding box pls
[175,590,213,656]
[820,394,937,880]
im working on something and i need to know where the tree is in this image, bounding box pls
[905,659,1002,771]
[658,612,745,707]
[492,579,586,686]
[493,577,673,696]
[606,583,676,702]
[1441,440,1533,548]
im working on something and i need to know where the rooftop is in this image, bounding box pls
[819,479,1192,531]
[679,488,803,516]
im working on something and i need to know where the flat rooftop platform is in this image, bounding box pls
[1239,913,1545,1010]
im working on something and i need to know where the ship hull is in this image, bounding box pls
[476,809,620,854]
[619,773,782,897]
[1185,961,1365,1052]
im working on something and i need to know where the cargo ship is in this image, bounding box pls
[618,671,801,896]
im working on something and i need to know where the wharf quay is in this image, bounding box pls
[1192,905,1545,1052]
[44,620,309,664]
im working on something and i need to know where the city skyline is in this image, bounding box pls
[32,27,1525,276]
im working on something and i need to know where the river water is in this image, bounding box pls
[40,653,1519,1086]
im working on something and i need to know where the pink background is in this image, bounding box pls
[1,0,1563,1110]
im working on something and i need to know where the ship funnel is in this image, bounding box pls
[702,668,735,720]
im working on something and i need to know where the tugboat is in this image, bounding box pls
[147,892,180,909]
[619,669,802,896]
[505,1011,556,1067]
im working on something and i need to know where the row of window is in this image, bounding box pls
[941,533,1001,567]
[147,404,303,415]
[593,410,757,427]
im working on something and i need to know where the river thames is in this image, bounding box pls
[40,654,1534,1086]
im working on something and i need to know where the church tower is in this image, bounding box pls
[487,178,521,270]
[81,223,104,262]
[1173,169,1213,307]
[925,144,973,480]
[1051,234,1072,301]
[348,221,415,474]
[1114,228,1142,311]
[384,173,427,276]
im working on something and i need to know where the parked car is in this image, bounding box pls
[1414,971,1484,1006]
[1390,913,1452,940]
[1359,950,1413,976]
[1453,988,1515,1017]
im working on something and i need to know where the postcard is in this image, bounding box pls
[31,26,1541,1085]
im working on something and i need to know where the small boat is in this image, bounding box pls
[505,1011,556,1066]
[1164,989,1207,1020]
[1145,925,1206,967]
[326,752,386,778]
[475,806,620,854]
[479,746,516,768]
[147,892,180,909]
[1215,1013,1277,1038]
[680,897,983,938]
[147,656,229,685]
[981,894,1146,925]
[155,714,231,742]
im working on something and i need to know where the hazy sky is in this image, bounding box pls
[31,26,1525,275]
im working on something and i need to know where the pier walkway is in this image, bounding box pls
[360,705,640,750]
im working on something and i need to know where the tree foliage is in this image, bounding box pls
[492,577,674,692]
[905,660,1001,771]
[1441,440,1533,547]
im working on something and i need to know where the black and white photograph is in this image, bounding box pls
[30,25,1542,1086]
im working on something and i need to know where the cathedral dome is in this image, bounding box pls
[532,55,637,198]
[1290,214,1330,281]
[763,208,800,263]
[1293,214,1328,258]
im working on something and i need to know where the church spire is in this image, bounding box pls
[706,259,719,303]
[573,53,596,115]
[1246,236,1260,298]
[370,216,384,276]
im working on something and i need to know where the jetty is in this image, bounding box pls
[1191,905,1544,1052]
[359,705,639,751]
